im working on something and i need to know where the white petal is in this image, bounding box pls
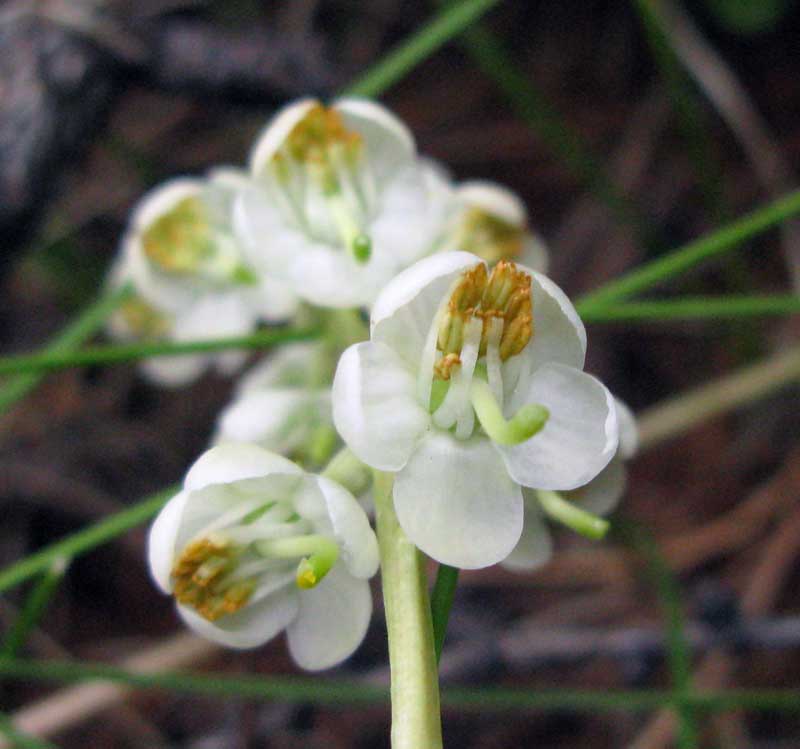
[370,162,456,266]
[249,98,318,175]
[514,270,587,374]
[315,476,379,579]
[184,443,302,493]
[393,432,523,569]
[501,496,553,572]
[287,565,372,670]
[172,292,255,342]
[456,181,527,227]
[499,363,619,491]
[147,490,189,593]
[130,178,204,234]
[244,276,299,323]
[332,342,430,472]
[177,586,299,649]
[234,186,312,278]
[140,354,209,388]
[569,456,626,516]
[236,342,329,393]
[216,389,330,453]
[285,243,396,308]
[615,398,639,459]
[334,98,416,188]
[371,251,481,367]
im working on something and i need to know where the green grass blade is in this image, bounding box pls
[344,0,502,98]
[0,713,56,749]
[621,522,698,748]
[1,656,800,713]
[0,284,132,416]
[430,564,460,662]
[0,327,321,376]
[1,559,68,658]
[576,188,800,311]
[0,488,173,595]
[453,20,644,234]
[580,294,800,322]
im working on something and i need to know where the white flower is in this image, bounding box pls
[108,170,299,385]
[214,342,334,466]
[148,443,379,669]
[441,181,550,273]
[332,252,618,569]
[234,98,454,308]
[502,397,638,571]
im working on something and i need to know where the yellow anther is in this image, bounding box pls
[142,196,214,275]
[283,104,362,166]
[458,208,524,264]
[434,261,533,379]
[172,537,253,622]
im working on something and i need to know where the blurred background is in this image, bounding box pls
[1,0,800,746]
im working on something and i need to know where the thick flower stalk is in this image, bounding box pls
[214,342,335,467]
[108,169,298,385]
[234,98,454,308]
[443,181,550,273]
[148,443,378,669]
[333,251,619,569]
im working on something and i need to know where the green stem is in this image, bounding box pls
[0,487,174,595]
[0,284,132,416]
[0,327,321,377]
[1,559,67,658]
[576,188,800,310]
[344,0,501,97]
[431,564,460,662]
[321,447,373,496]
[373,471,442,749]
[580,295,800,323]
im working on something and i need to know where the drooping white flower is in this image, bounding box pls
[441,181,550,273]
[148,443,379,669]
[214,342,335,466]
[332,252,618,569]
[234,98,454,308]
[108,170,299,385]
[502,397,638,571]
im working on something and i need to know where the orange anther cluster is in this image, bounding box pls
[435,261,533,379]
[172,537,254,622]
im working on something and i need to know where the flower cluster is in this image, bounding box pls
[142,97,637,673]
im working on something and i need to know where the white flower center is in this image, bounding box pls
[171,496,338,621]
[265,104,373,263]
[420,261,545,443]
[142,195,256,285]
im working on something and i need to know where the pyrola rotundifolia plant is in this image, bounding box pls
[117,97,635,748]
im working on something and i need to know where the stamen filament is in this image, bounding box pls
[469,377,549,446]
[536,490,610,540]
[254,534,339,589]
[326,191,372,263]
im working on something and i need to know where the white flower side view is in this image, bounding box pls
[148,443,378,669]
[234,98,454,308]
[109,170,298,385]
[333,251,619,569]
[442,181,550,273]
[214,342,335,467]
[503,397,638,571]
